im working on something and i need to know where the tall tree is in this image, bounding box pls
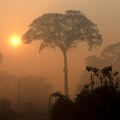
[22,10,102,96]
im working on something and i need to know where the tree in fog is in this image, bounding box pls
[19,75,52,111]
[79,42,120,89]
[50,66,120,120]
[22,10,102,96]
[101,42,120,70]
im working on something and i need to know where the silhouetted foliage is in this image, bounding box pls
[50,66,120,120]
[0,98,15,119]
[22,10,102,96]
[79,42,120,89]
[74,85,120,120]
[49,92,73,120]
[86,66,119,89]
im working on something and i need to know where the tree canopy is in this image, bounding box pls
[22,10,102,96]
[22,10,102,51]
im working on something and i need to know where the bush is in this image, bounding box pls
[50,66,120,120]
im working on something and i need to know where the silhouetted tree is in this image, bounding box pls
[0,98,16,119]
[78,56,110,91]
[49,92,73,120]
[79,42,120,88]
[22,10,102,96]
[50,66,120,120]
[86,66,119,89]
[101,42,120,70]
[75,66,120,120]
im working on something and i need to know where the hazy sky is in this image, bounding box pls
[0,0,120,94]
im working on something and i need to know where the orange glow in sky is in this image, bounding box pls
[0,0,120,95]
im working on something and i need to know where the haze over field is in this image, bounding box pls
[0,0,120,96]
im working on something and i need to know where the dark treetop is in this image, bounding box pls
[22,10,102,51]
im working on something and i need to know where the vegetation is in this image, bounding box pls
[0,74,52,119]
[22,10,102,96]
[0,98,16,119]
[79,42,120,89]
[49,92,73,120]
[101,42,120,70]
[0,98,11,111]
[49,66,120,120]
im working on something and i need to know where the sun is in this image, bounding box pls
[10,35,21,47]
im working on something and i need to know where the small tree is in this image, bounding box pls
[22,10,102,96]
[49,92,73,120]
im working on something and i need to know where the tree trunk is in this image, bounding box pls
[63,50,69,96]
[17,79,20,110]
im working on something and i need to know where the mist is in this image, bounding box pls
[0,0,120,120]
